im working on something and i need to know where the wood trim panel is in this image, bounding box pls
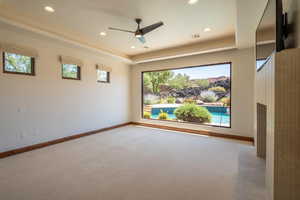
[0,122,131,159]
[257,103,267,158]
[273,49,300,200]
[256,48,300,200]
[0,121,254,159]
[131,122,254,143]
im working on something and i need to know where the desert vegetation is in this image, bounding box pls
[142,64,231,127]
[143,70,230,106]
[4,52,32,73]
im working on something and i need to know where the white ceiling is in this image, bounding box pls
[0,0,237,59]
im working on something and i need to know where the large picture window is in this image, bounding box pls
[142,63,231,128]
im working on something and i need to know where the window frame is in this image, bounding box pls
[61,64,81,80]
[97,70,110,83]
[256,57,269,72]
[2,52,35,76]
[141,62,232,129]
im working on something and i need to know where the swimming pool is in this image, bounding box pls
[150,104,230,127]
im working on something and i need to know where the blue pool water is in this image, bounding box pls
[150,106,230,127]
[151,112,230,126]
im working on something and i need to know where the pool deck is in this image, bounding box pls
[150,103,227,108]
[148,103,227,108]
[151,104,182,108]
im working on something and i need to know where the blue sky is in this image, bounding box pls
[256,59,267,70]
[172,63,231,79]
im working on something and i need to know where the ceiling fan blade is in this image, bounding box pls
[108,27,135,33]
[140,21,164,35]
[137,36,146,44]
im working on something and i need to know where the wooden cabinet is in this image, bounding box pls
[255,48,300,200]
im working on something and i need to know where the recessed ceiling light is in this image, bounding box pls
[204,28,211,32]
[44,6,55,13]
[100,32,107,36]
[188,0,198,5]
[131,46,136,49]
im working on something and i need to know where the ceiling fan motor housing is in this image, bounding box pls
[135,18,142,25]
[135,18,143,37]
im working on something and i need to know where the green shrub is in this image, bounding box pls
[158,98,167,104]
[167,96,176,104]
[220,97,230,106]
[143,112,151,119]
[174,104,211,123]
[158,112,169,120]
[209,86,226,93]
[183,98,196,104]
[144,100,152,105]
[200,90,217,102]
[144,94,160,105]
[154,99,161,104]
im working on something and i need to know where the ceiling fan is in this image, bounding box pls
[109,18,164,44]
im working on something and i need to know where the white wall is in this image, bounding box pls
[131,48,256,138]
[0,23,130,152]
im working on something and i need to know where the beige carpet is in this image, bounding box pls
[0,125,265,200]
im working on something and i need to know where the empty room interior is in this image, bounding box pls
[0,0,299,199]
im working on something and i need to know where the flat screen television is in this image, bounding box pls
[256,0,288,71]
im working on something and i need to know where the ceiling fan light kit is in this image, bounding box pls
[109,18,164,44]
[135,30,143,38]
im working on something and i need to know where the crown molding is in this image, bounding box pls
[0,15,132,63]
[131,35,236,64]
[132,46,237,64]
[0,14,239,64]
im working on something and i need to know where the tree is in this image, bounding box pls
[195,79,210,89]
[143,71,173,94]
[143,73,152,92]
[63,64,78,79]
[168,73,190,90]
[5,53,31,73]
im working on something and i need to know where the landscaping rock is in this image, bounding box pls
[175,98,184,104]
[196,100,204,105]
